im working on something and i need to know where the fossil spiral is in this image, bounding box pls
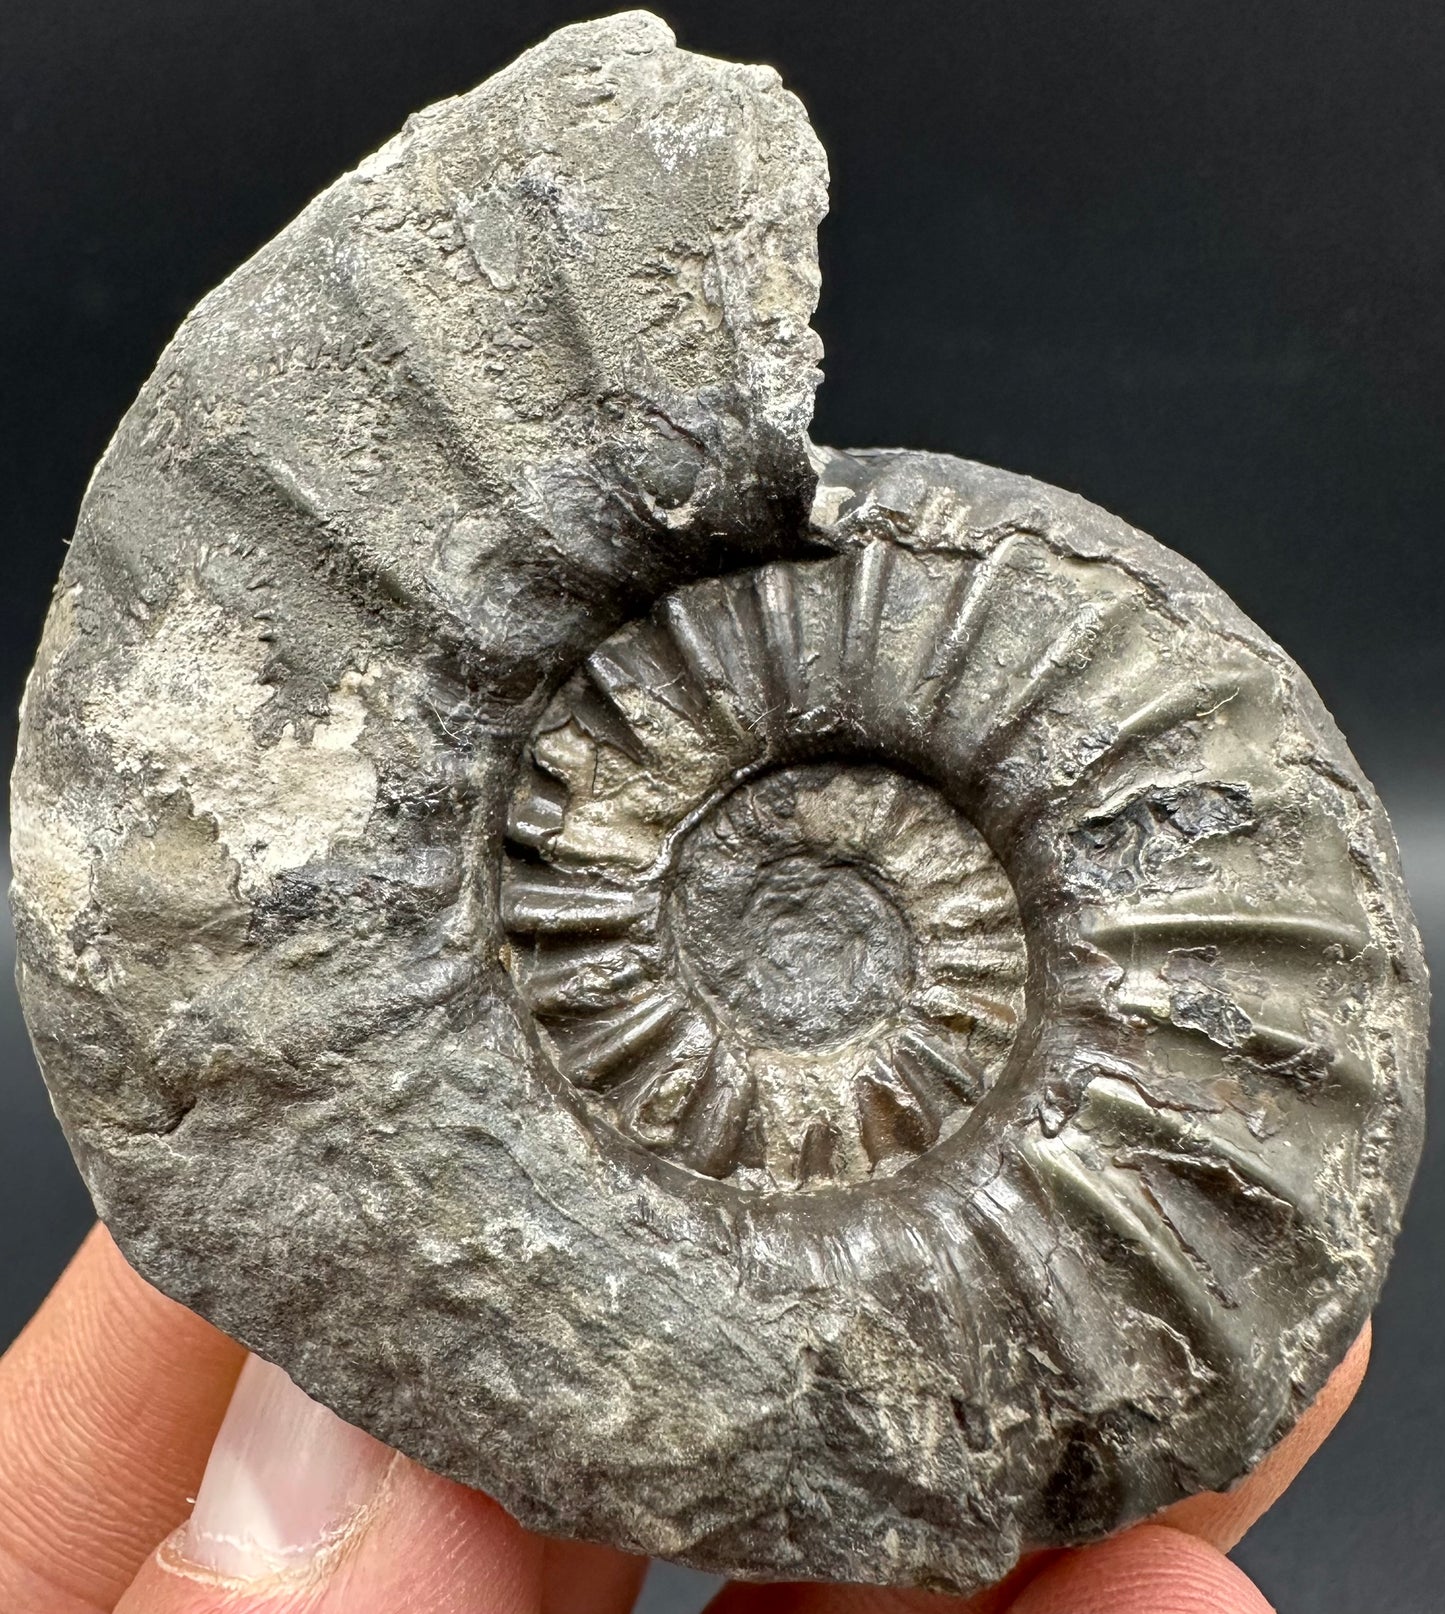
[9,12,1427,1596]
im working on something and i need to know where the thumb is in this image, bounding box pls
[1003,1524,1274,1614]
[115,1355,543,1614]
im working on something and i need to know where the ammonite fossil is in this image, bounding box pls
[10,12,1427,1595]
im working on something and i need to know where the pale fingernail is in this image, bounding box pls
[181,1353,391,1579]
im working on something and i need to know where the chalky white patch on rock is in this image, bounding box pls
[9,587,96,939]
[95,587,377,897]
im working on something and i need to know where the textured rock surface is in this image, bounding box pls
[9,11,1428,1596]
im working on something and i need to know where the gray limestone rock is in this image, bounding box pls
[9,11,1428,1596]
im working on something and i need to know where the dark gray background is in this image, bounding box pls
[2,3,1440,1609]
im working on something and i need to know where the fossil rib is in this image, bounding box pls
[8,11,1427,1598]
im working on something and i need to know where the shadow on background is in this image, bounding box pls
[2,3,1440,1610]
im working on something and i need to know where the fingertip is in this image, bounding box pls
[0,1223,246,1611]
[176,1355,394,1580]
[542,1536,648,1614]
[1005,1524,1273,1614]
[115,1356,545,1614]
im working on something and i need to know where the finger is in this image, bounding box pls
[115,1354,546,1614]
[1003,1524,1272,1614]
[705,1523,1271,1614]
[541,1538,647,1614]
[0,1224,245,1614]
[1157,1321,1371,1551]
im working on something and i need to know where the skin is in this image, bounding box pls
[0,1226,1371,1614]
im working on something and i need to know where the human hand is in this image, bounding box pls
[0,1227,1369,1614]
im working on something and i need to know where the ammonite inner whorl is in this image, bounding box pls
[9,11,1427,1597]
[502,565,1031,1191]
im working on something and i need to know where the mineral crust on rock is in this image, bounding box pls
[10,11,1428,1596]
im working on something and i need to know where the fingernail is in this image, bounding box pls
[181,1353,392,1579]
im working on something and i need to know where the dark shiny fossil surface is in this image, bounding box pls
[8,11,1427,1595]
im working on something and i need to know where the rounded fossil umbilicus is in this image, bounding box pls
[8,11,1428,1598]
